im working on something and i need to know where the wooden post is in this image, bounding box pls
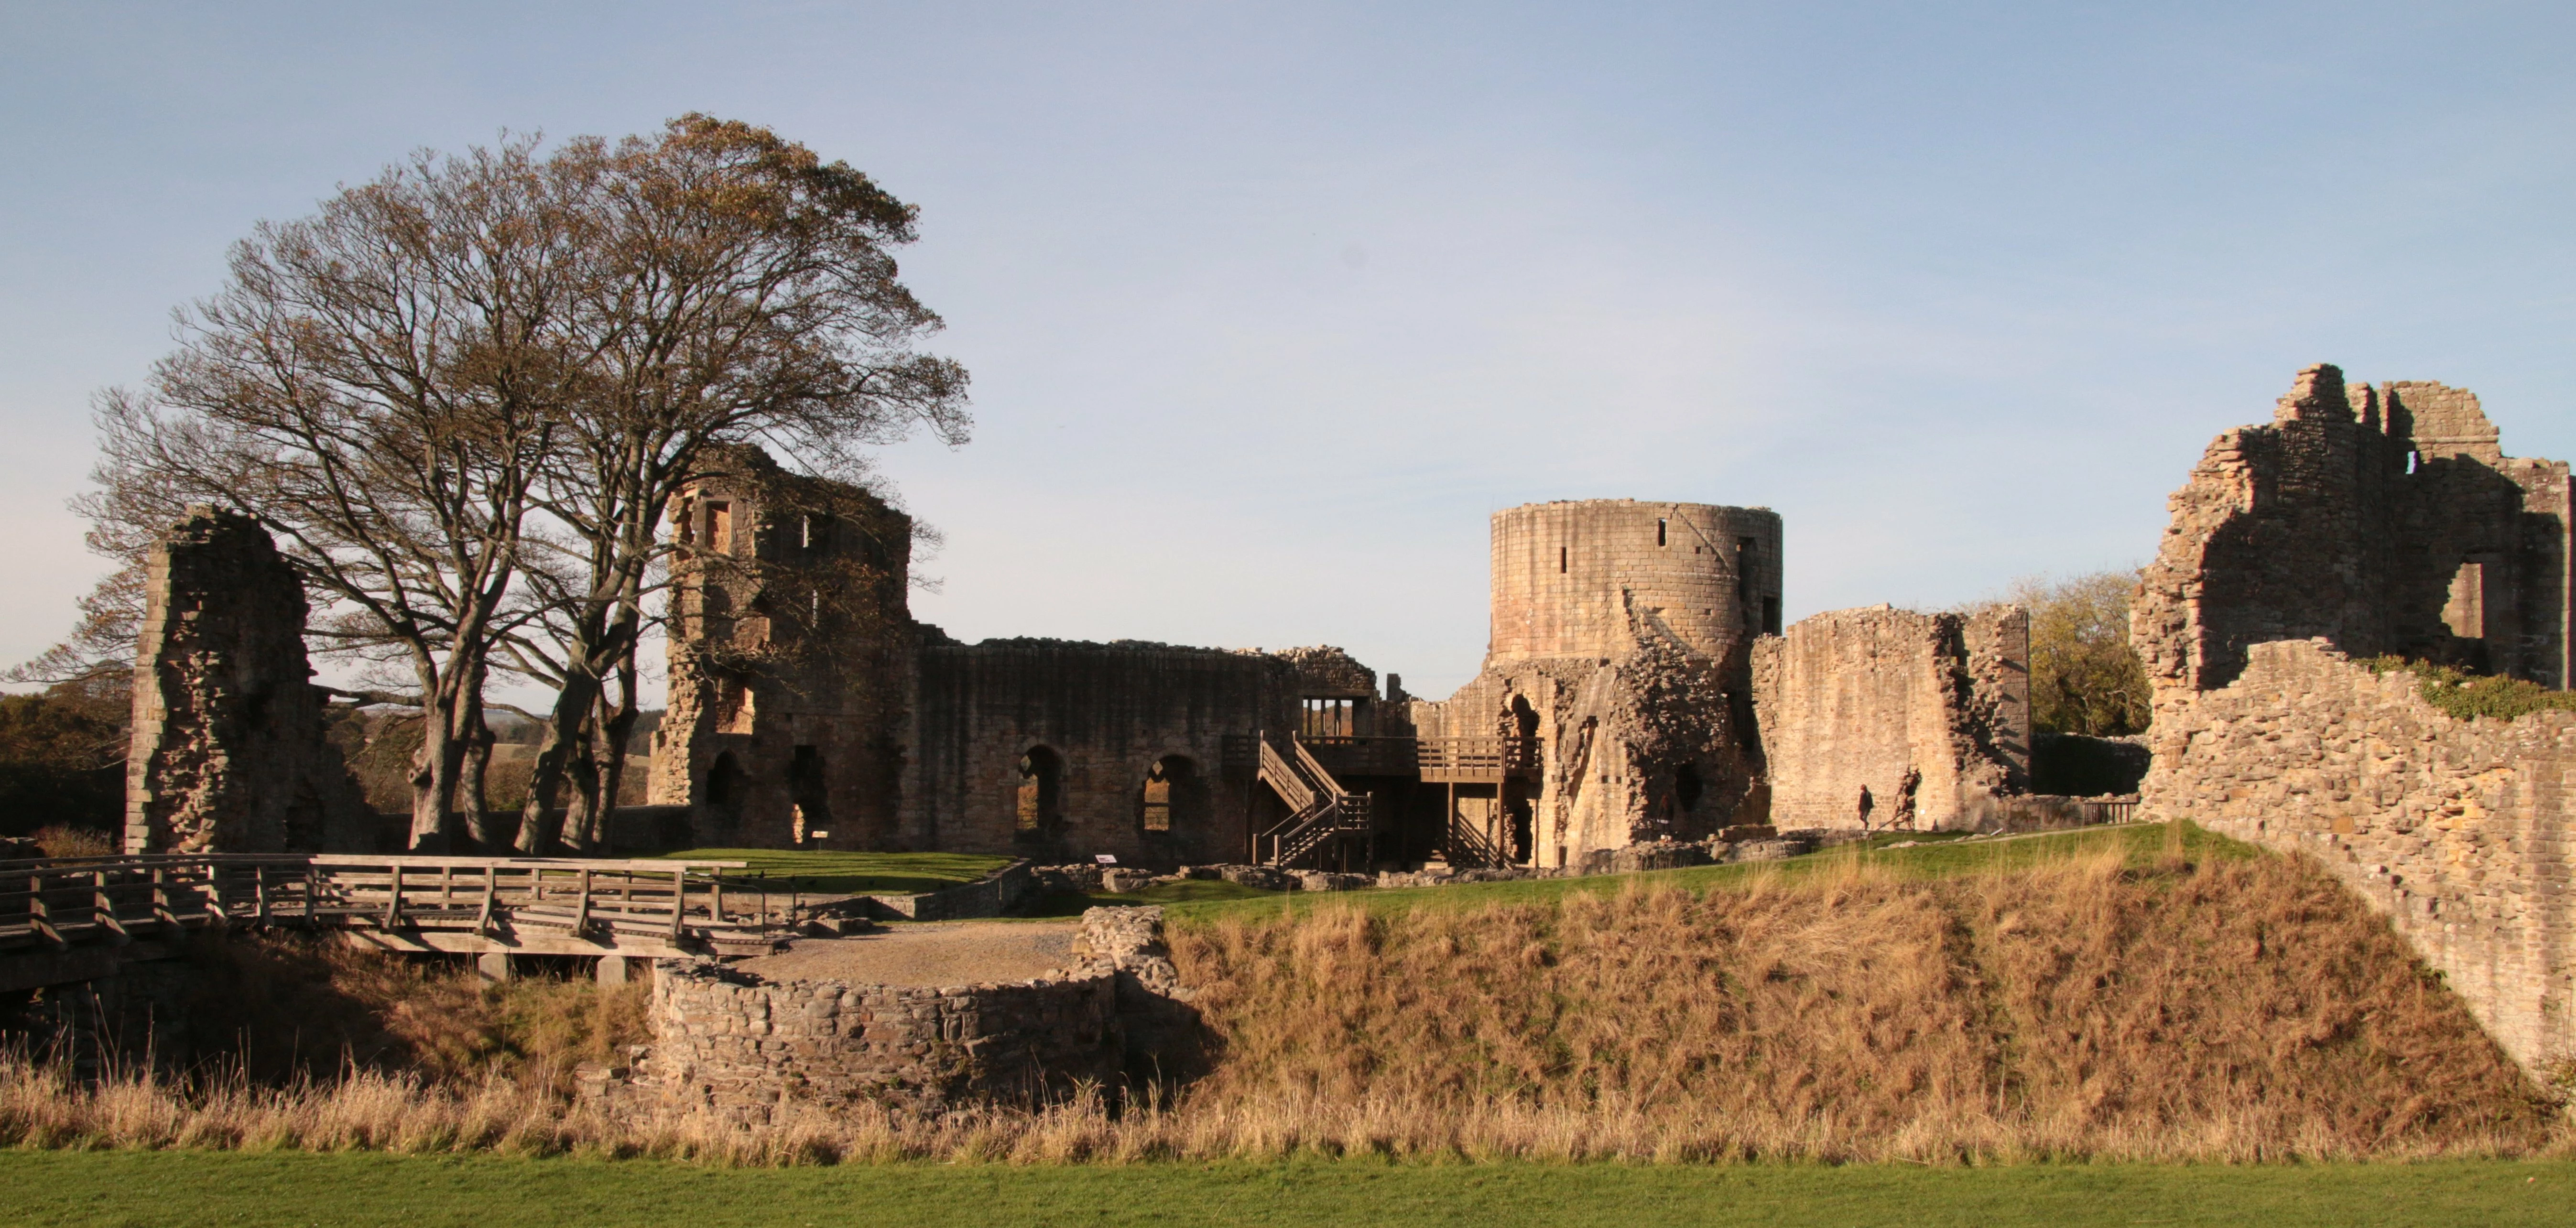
[668,869,685,940]
[31,873,60,948]
[476,866,497,936]
[95,870,125,942]
[302,864,317,921]
[384,864,403,928]
[151,868,174,933]
[253,865,269,924]
[573,869,592,938]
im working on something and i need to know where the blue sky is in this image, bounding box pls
[4,2,2572,696]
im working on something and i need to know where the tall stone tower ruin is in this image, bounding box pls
[123,508,367,854]
[1415,500,1783,866]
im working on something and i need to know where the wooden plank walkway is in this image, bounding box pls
[0,852,792,987]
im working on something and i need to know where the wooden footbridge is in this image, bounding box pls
[0,852,795,993]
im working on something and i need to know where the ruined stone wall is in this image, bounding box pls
[1750,605,2032,831]
[2132,365,2572,702]
[633,906,1178,1120]
[124,509,366,854]
[1488,500,1783,664]
[903,641,1295,867]
[650,446,917,848]
[2138,640,2575,1074]
[645,961,1119,1119]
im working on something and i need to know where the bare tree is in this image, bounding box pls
[84,136,587,850]
[502,115,969,853]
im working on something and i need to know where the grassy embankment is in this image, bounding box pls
[5,822,2563,1167]
[5,1150,2575,1228]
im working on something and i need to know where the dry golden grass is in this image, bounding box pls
[2,840,2564,1164]
[1165,845,2565,1162]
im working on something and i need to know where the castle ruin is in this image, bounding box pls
[2135,364,2576,1075]
[648,476,2033,870]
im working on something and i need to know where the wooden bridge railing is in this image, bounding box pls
[0,853,761,956]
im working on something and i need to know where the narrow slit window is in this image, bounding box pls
[1657,518,1667,546]
[1558,545,1567,573]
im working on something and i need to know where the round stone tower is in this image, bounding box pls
[1487,499,1783,665]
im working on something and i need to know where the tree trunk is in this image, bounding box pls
[407,710,461,853]
[515,670,601,855]
[458,679,498,851]
[560,715,602,855]
[586,653,642,851]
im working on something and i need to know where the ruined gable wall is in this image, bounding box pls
[2132,365,2572,705]
[124,509,366,853]
[903,641,1294,867]
[650,447,916,848]
[2137,640,2576,1075]
[1750,605,2031,831]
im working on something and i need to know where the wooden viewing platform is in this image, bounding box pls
[0,852,788,992]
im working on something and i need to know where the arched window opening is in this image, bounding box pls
[1016,746,1064,833]
[1141,755,1204,834]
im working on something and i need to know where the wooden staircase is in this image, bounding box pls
[1253,734,1373,870]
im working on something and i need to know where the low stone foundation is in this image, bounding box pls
[611,906,1185,1120]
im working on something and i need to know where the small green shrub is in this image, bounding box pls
[2357,656,2576,722]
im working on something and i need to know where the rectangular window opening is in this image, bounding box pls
[1657,518,1667,546]
[706,502,732,555]
[1558,545,1567,573]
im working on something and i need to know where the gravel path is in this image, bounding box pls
[733,921,1080,987]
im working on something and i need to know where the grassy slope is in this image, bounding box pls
[1158,825,2562,1160]
[6,1151,2575,1228]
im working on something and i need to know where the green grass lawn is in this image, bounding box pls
[1034,821,2257,926]
[652,824,2242,919]
[647,848,1013,896]
[4,1151,2569,1227]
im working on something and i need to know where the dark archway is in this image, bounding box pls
[705,752,750,832]
[790,744,831,847]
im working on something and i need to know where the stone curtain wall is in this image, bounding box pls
[1750,605,2032,831]
[2138,640,2574,1074]
[638,907,1179,1119]
[124,509,366,854]
[904,641,1296,865]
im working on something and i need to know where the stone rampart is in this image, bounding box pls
[2139,639,2575,1075]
